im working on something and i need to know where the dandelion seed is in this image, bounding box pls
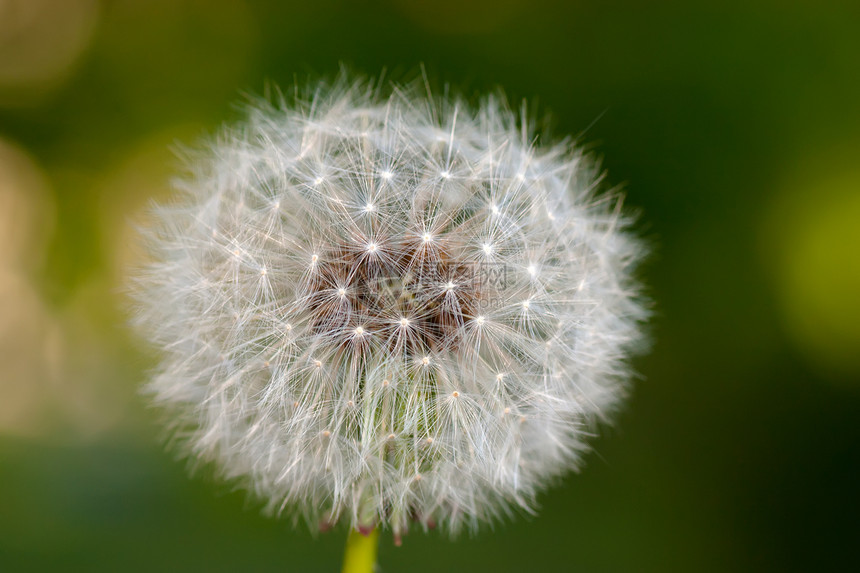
[131,76,649,542]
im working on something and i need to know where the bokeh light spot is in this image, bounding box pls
[764,162,860,379]
[0,0,100,106]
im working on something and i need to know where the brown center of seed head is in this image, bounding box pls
[304,239,489,355]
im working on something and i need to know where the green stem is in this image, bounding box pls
[341,527,379,573]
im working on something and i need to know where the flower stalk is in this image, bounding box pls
[342,527,379,573]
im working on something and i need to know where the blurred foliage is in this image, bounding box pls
[1,0,859,571]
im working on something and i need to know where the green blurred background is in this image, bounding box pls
[1,1,859,571]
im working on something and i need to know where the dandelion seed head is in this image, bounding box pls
[131,76,649,537]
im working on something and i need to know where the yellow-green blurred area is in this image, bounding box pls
[1,0,858,571]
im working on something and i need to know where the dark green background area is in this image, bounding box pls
[1,1,859,571]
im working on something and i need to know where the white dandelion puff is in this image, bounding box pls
[130,76,649,539]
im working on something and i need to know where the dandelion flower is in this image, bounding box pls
[131,77,649,551]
